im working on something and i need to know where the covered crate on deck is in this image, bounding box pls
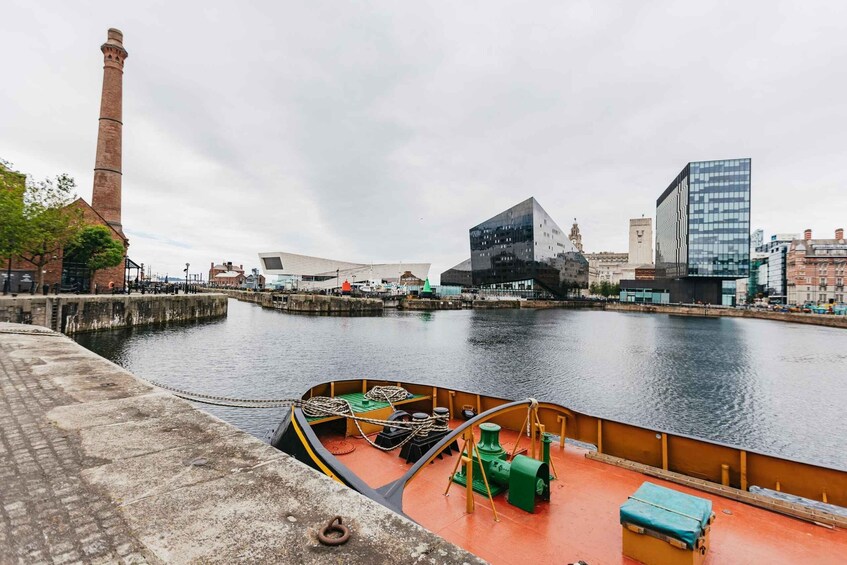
[620,482,714,565]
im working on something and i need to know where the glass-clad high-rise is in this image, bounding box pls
[650,158,751,305]
[469,197,588,298]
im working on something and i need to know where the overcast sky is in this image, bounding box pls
[2,1,846,282]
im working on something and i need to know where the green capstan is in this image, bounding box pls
[452,422,552,513]
[453,423,509,496]
[477,423,507,460]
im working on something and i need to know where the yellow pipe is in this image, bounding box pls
[362,379,367,394]
[530,410,537,460]
[474,441,500,521]
[597,419,603,454]
[740,451,747,491]
[721,464,730,487]
[661,433,668,471]
[510,412,529,461]
[464,454,474,513]
[557,415,566,449]
[443,438,466,496]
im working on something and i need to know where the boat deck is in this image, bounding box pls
[323,423,847,564]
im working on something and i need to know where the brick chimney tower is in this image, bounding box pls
[804,229,812,240]
[837,228,844,240]
[91,28,128,235]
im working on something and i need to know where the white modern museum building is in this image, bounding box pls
[257,252,430,291]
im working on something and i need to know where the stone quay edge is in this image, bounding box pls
[0,322,485,564]
[0,294,228,334]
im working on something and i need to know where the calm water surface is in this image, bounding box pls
[74,299,847,470]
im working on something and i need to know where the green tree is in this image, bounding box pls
[64,225,124,292]
[589,281,599,296]
[611,283,621,298]
[599,280,612,297]
[19,174,83,292]
[0,160,27,293]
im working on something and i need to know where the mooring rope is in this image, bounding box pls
[139,377,450,451]
[301,394,449,452]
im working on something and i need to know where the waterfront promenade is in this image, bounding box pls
[0,323,482,564]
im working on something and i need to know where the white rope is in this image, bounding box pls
[301,394,450,452]
[364,385,409,409]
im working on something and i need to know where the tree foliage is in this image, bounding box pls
[65,225,125,289]
[0,160,27,265]
[18,174,84,290]
[589,281,599,296]
[2,159,86,291]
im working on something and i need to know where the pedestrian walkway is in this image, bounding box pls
[0,323,481,564]
[0,325,150,564]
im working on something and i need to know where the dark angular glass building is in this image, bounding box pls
[648,158,751,305]
[440,259,472,287]
[469,197,588,298]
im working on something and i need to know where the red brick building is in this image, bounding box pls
[209,262,244,281]
[1,29,129,293]
[212,271,247,287]
[786,228,847,305]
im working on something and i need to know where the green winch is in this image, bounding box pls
[452,422,552,513]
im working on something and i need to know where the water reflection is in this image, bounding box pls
[74,299,847,469]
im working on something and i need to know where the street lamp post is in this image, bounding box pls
[184,263,190,294]
[3,256,12,295]
[336,268,339,294]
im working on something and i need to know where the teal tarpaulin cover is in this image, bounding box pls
[620,482,713,550]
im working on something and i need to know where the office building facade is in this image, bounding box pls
[440,259,472,287]
[469,197,588,298]
[626,158,751,305]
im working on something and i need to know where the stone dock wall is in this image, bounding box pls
[206,289,384,314]
[0,294,228,334]
[0,323,482,564]
[399,298,463,310]
[606,302,847,329]
[472,298,847,328]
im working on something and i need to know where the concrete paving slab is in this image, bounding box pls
[47,392,194,430]
[74,410,241,462]
[81,433,284,504]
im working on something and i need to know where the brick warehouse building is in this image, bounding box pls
[2,29,130,293]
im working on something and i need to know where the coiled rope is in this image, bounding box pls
[364,385,410,408]
[139,377,449,452]
[301,394,449,452]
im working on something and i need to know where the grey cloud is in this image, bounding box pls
[2,0,846,280]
